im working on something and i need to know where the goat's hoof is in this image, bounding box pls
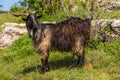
[69,63,84,69]
[41,69,47,74]
[41,70,45,74]
[40,66,50,74]
[77,63,84,68]
[69,63,77,69]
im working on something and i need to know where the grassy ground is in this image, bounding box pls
[0,13,23,25]
[0,34,120,80]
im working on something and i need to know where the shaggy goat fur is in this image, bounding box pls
[14,12,92,73]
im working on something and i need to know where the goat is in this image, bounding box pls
[14,11,92,73]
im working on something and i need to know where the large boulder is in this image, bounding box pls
[91,19,120,42]
[111,20,120,35]
[107,1,120,10]
[96,0,120,11]
[0,22,27,49]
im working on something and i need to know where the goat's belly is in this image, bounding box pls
[51,40,73,51]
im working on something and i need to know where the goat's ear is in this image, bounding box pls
[37,15,42,19]
[23,18,27,21]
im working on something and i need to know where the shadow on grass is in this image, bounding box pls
[20,56,76,74]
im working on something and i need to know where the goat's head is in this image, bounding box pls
[13,11,42,38]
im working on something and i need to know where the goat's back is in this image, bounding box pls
[47,17,91,51]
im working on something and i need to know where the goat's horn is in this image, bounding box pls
[13,13,29,17]
[32,10,39,14]
[32,8,42,14]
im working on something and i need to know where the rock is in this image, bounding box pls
[0,23,27,49]
[1,22,18,28]
[18,23,26,28]
[42,22,56,24]
[101,32,118,43]
[3,26,26,35]
[91,19,119,42]
[107,1,120,10]
[111,20,120,35]
[73,0,120,11]
[111,20,120,28]
[91,19,114,36]
[89,0,120,11]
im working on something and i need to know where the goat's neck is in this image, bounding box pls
[32,28,42,51]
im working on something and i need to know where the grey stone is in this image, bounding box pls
[111,20,120,35]
[91,19,119,42]
[107,1,120,10]
[0,23,27,49]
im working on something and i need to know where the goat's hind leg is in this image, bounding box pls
[69,46,85,68]
[40,50,50,74]
[77,50,85,67]
[69,52,85,68]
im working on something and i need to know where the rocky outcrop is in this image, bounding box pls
[0,23,27,49]
[111,20,120,35]
[107,1,120,10]
[70,0,120,12]
[91,19,120,42]
[95,0,120,11]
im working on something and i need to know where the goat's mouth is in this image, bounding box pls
[28,29,33,38]
[29,28,37,38]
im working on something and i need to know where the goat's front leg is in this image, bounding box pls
[77,50,85,67]
[40,50,50,74]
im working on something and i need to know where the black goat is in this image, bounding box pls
[14,11,92,73]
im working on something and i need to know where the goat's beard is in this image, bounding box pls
[29,28,38,39]
[30,29,33,38]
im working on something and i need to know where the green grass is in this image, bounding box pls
[0,13,23,25]
[0,34,120,80]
